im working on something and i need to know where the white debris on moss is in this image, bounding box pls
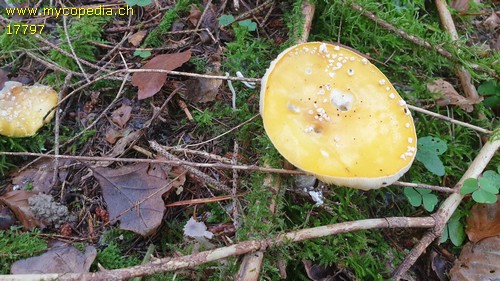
[28,194,74,228]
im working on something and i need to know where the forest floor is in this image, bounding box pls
[0,0,499,280]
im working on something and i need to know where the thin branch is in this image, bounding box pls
[435,0,480,102]
[392,139,500,278]
[149,141,233,194]
[407,104,491,134]
[1,217,435,281]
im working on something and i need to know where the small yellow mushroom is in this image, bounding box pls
[260,42,417,190]
[0,81,58,137]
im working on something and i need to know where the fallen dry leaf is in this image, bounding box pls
[451,0,469,13]
[184,76,222,103]
[128,30,148,47]
[449,236,500,281]
[11,242,96,274]
[11,159,71,193]
[483,12,500,30]
[111,103,132,128]
[131,50,191,100]
[0,190,44,230]
[104,129,142,161]
[188,4,202,26]
[466,198,500,242]
[427,79,475,112]
[93,163,182,236]
[105,127,120,144]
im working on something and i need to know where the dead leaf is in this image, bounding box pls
[131,50,192,100]
[466,199,500,242]
[188,4,202,26]
[0,69,8,89]
[184,76,222,103]
[11,159,71,193]
[105,127,120,144]
[11,242,96,274]
[107,129,142,158]
[111,103,132,128]
[0,190,44,230]
[93,163,178,236]
[449,236,500,280]
[451,0,469,13]
[427,79,475,112]
[128,30,148,47]
[483,12,500,30]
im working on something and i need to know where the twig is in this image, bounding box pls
[165,147,233,164]
[298,1,315,44]
[348,2,497,79]
[149,141,233,194]
[392,139,500,279]
[0,152,305,175]
[52,74,72,193]
[196,0,212,30]
[348,2,453,60]
[434,0,480,102]
[392,181,455,193]
[1,217,435,281]
[62,13,90,83]
[233,0,273,21]
[407,104,491,134]
[177,98,193,121]
[184,114,259,148]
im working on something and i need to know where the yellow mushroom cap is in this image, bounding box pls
[260,42,417,190]
[0,81,58,137]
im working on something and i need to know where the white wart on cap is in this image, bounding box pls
[0,81,58,137]
[260,42,417,190]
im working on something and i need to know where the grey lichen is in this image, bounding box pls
[28,194,75,228]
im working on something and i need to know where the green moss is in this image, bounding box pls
[143,0,192,47]
[0,228,48,274]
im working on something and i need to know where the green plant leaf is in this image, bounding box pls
[219,15,235,27]
[478,177,499,194]
[416,151,445,176]
[481,170,500,189]
[447,216,465,246]
[472,189,497,204]
[460,178,479,195]
[125,0,138,6]
[133,50,151,58]
[137,0,151,7]
[416,136,447,176]
[440,224,448,243]
[477,80,500,96]
[404,187,422,207]
[483,96,500,107]
[239,19,257,31]
[422,193,438,212]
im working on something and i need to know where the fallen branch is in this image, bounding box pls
[0,217,435,281]
[392,138,500,279]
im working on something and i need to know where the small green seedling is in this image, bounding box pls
[218,15,235,27]
[440,213,465,246]
[125,0,151,7]
[416,136,447,176]
[478,80,500,108]
[460,168,500,204]
[218,15,257,31]
[133,50,151,58]
[404,187,438,212]
[238,19,257,31]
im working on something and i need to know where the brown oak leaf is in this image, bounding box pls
[92,163,183,236]
[131,50,191,100]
